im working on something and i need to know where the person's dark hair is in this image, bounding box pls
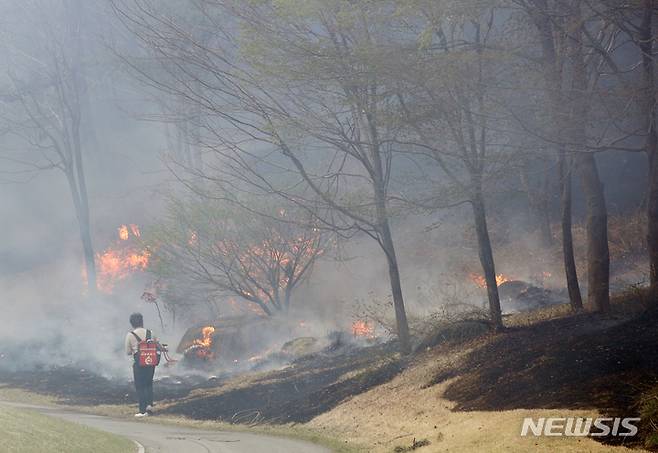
[129,313,144,328]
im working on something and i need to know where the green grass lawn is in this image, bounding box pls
[0,405,135,453]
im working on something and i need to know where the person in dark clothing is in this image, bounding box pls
[124,312,156,417]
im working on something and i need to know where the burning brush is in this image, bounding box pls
[91,224,150,293]
[184,326,217,363]
[469,272,512,288]
[352,319,375,339]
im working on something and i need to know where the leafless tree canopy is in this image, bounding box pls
[1,0,657,354]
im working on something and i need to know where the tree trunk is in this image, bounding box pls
[66,169,97,293]
[73,111,97,295]
[79,220,97,293]
[576,153,610,311]
[471,187,503,330]
[529,0,587,308]
[568,5,610,312]
[62,0,97,295]
[559,151,583,310]
[369,116,411,353]
[379,218,411,354]
[640,0,658,301]
[649,145,658,301]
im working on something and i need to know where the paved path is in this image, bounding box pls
[1,402,331,453]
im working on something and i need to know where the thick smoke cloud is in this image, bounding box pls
[0,0,650,379]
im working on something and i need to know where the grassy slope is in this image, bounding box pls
[0,405,135,453]
[308,301,651,452]
[308,343,639,452]
[0,300,650,453]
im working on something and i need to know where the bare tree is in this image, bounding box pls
[114,0,414,351]
[0,0,98,292]
[147,198,326,317]
[389,2,521,329]
[639,0,658,302]
[593,0,658,302]
[515,0,617,311]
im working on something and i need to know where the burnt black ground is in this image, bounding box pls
[437,312,658,412]
[0,340,404,425]
[2,309,655,447]
[429,309,658,447]
[163,343,403,424]
[0,365,221,405]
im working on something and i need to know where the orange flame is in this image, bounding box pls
[213,229,324,313]
[192,326,216,359]
[469,272,511,288]
[96,249,150,293]
[89,224,150,293]
[352,320,375,338]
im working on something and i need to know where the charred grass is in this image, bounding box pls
[160,342,404,424]
[423,296,657,448]
[0,340,406,427]
[0,365,218,406]
[1,290,656,450]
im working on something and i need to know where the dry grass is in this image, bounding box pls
[1,288,652,452]
[308,346,642,452]
[504,303,574,327]
[504,286,649,329]
[571,211,647,272]
[639,383,658,449]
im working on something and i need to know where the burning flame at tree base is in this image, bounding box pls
[469,272,511,288]
[83,224,151,293]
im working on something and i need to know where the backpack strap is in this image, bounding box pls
[131,331,142,342]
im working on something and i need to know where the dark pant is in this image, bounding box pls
[133,363,155,413]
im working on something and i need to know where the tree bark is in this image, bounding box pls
[528,0,587,307]
[640,0,658,301]
[568,4,610,312]
[66,168,97,293]
[559,151,583,310]
[576,153,610,311]
[379,219,411,354]
[73,116,97,294]
[471,186,503,330]
[369,109,411,354]
[649,136,658,301]
[79,219,97,293]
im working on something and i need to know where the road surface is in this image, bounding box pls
[1,402,331,453]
